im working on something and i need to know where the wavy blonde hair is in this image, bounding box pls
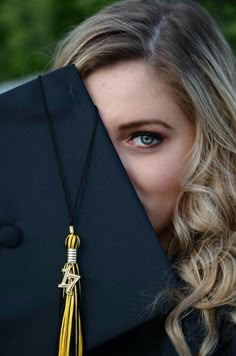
[51,0,236,354]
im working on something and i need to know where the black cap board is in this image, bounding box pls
[0,64,178,355]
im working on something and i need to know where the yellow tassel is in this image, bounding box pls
[58,226,83,356]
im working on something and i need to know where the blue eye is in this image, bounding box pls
[129,131,164,148]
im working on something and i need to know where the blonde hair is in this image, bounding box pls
[51,0,236,354]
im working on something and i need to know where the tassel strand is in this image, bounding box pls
[58,226,83,356]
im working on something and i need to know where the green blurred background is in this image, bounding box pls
[0,0,235,82]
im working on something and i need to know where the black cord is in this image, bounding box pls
[38,74,99,227]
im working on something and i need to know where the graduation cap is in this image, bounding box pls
[0,64,179,355]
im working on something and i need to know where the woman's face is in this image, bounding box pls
[84,60,195,253]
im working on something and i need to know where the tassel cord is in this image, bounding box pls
[38,75,98,356]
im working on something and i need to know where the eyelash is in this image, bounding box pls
[128,131,165,148]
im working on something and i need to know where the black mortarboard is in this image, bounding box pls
[0,64,178,355]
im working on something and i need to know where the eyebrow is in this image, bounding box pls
[117,119,174,132]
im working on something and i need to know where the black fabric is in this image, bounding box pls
[0,64,235,356]
[86,313,236,356]
[86,316,178,356]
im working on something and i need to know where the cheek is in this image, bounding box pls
[123,154,182,198]
[138,167,181,220]
[113,143,190,233]
[113,135,193,207]
[129,161,181,233]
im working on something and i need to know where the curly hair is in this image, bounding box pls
[51,0,236,354]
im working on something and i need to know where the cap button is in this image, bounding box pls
[0,224,22,248]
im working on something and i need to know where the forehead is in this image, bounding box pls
[83,60,187,128]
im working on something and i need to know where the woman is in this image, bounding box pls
[51,0,236,355]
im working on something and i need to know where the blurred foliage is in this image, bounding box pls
[0,0,236,81]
